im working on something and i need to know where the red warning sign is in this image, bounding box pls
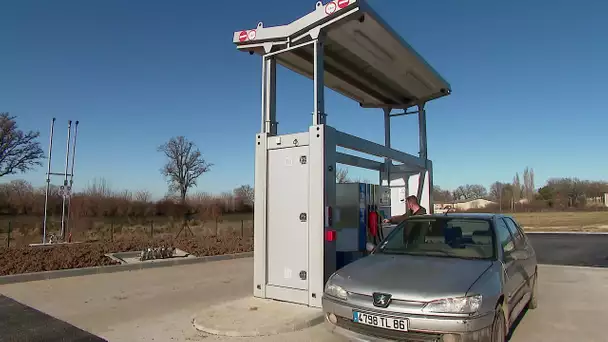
[324,1,337,15]
[238,30,248,42]
[337,0,349,8]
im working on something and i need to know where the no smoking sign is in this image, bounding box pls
[324,2,337,15]
[238,30,256,42]
[337,0,350,8]
[325,0,350,16]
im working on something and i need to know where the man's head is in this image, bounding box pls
[406,195,420,210]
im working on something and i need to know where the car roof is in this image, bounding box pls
[408,212,502,220]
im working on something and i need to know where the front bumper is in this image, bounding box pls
[323,296,494,342]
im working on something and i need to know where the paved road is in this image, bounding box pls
[528,232,608,267]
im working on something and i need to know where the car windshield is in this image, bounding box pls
[376,217,495,260]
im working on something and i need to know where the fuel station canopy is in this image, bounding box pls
[233,0,451,109]
[233,0,451,308]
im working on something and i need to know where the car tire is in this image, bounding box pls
[528,271,539,310]
[491,305,507,342]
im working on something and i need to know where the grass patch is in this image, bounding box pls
[511,211,608,228]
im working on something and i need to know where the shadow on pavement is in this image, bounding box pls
[507,305,529,341]
[0,295,107,342]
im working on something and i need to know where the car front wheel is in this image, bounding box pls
[491,305,507,342]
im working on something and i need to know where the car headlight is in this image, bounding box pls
[422,295,482,314]
[324,282,348,300]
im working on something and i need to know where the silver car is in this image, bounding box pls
[323,213,538,342]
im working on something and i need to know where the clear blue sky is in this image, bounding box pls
[1,0,607,198]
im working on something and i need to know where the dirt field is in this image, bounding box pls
[511,211,608,230]
[0,234,253,276]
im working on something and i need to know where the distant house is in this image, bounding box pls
[587,193,608,207]
[434,198,497,212]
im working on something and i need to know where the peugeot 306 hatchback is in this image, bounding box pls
[323,213,538,342]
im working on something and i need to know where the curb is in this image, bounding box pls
[192,312,325,337]
[527,231,608,235]
[539,264,608,270]
[0,252,253,286]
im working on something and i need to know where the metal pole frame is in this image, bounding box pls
[42,118,56,244]
[60,120,72,239]
[66,121,79,238]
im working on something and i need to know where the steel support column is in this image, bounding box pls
[416,103,428,203]
[383,107,392,191]
[263,56,278,135]
[313,39,326,125]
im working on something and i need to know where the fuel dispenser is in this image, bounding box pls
[334,183,395,269]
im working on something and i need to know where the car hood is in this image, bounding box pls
[332,254,493,302]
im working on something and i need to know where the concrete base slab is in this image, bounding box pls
[105,248,194,265]
[192,296,324,337]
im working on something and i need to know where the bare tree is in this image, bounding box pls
[84,177,114,197]
[512,173,522,202]
[546,177,587,207]
[234,185,254,206]
[158,136,212,204]
[452,184,487,200]
[134,190,152,202]
[523,167,535,201]
[489,182,504,202]
[0,113,44,177]
[336,167,350,183]
[433,185,453,203]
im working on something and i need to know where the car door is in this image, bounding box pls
[495,218,525,312]
[504,217,536,284]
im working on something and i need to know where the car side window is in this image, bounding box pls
[495,219,515,257]
[503,218,525,249]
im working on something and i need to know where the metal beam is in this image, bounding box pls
[390,110,418,117]
[390,163,421,174]
[334,130,425,169]
[335,152,383,170]
[359,103,416,110]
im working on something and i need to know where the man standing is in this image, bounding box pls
[382,195,427,224]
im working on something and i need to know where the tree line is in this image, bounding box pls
[433,167,608,210]
[0,178,254,219]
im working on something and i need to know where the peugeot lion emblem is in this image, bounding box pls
[372,292,392,308]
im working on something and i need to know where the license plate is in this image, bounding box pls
[353,311,408,331]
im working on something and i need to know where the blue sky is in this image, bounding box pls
[1,0,607,198]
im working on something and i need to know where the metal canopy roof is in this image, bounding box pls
[233,0,451,109]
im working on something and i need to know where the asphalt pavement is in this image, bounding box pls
[0,295,107,342]
[527,232,608,267]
